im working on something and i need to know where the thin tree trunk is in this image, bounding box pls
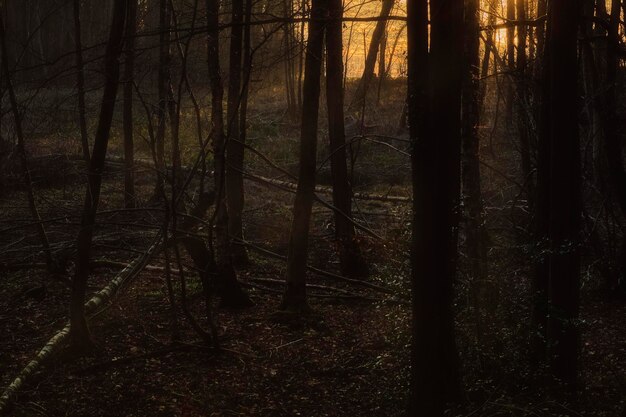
[123,0,137,208]
[532,0,552,364]
[73,0,90,164]
[69,0,128,351]
[280,0,328,312]
[350,0,394,108]
[226,0,249,265]
[326,0,368,278]
[155,0,170,197]
[505,0,515,124]
[206,0,253,308]
[462,0,489,315]
[517,0,532,196]
[408,0,463,413]
[0,11,54,272]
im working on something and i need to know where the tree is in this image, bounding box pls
[0,5,54,273]
[407,0,463,413]
[226,0,250,265]
[325,0,369,278]
[73,0,90,164]
[280,0,328,312]
[536,0,581,384]
[461,0,488,310]
[69,0,128,350]
[206,0,253,308]
[350,0,394,108]
[505,0,516,123]
[123,0,137,208]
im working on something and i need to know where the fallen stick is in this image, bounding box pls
[244,171,411,203]
[0,232,162,415]
[234,238,399,296]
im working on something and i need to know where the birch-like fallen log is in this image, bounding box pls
[0,232,162,415]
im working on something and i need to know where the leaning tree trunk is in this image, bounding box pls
[206,0,253,308]
[280,0,328,312]
[408,0,463,413]
[0,12,54,272]
[69,0,128,351]
[350,0,394,109]
[226,0,249,265]
[123,0,137,208]
[325,0,368,279]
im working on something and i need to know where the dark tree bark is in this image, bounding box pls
[603,0,626,290]
[517,0,532,194]
[531,0,552,362]
[226,0,249,265]
[505,0,516,123]
[155,0,170,197]
[206,0,253,308]
[537,0,581,384]
[461,0,488,310]
[123,0,137,208]
[280,0,328,312]
[325,0,369,278]
[69,0,128,350]
[73,0,90,164]
[407,0,463,413]
[350,0,394,108]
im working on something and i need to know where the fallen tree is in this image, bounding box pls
[0,232,162,415]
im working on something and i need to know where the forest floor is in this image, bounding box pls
[1,82,625,416]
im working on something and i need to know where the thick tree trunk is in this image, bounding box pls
[69,0,128,351]
[280,0,328,312]
[206,0,253,308]
[538,0,581,384]
[123,0,137,208]
[350,0,394,108]
[531,0,552,363]
[226,0,249,265]
[0,12,54,273]
[408,0,463,413]
[325,0,368,278]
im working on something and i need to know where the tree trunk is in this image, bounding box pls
[461,0,489,314]
[325,0,368,279]
[154,0,170,197]
[517,0,532,195]
[69,0,128,351]
[350,0,394,109]
[0,11,54,273]
[123,0,137,208]
[226,0,249,265]
[280,0,328,312]
[73,0,90,164]
[540,0,581,385]
[206,0,253,308]
[408,0,463,413]
[505,0,515,124]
